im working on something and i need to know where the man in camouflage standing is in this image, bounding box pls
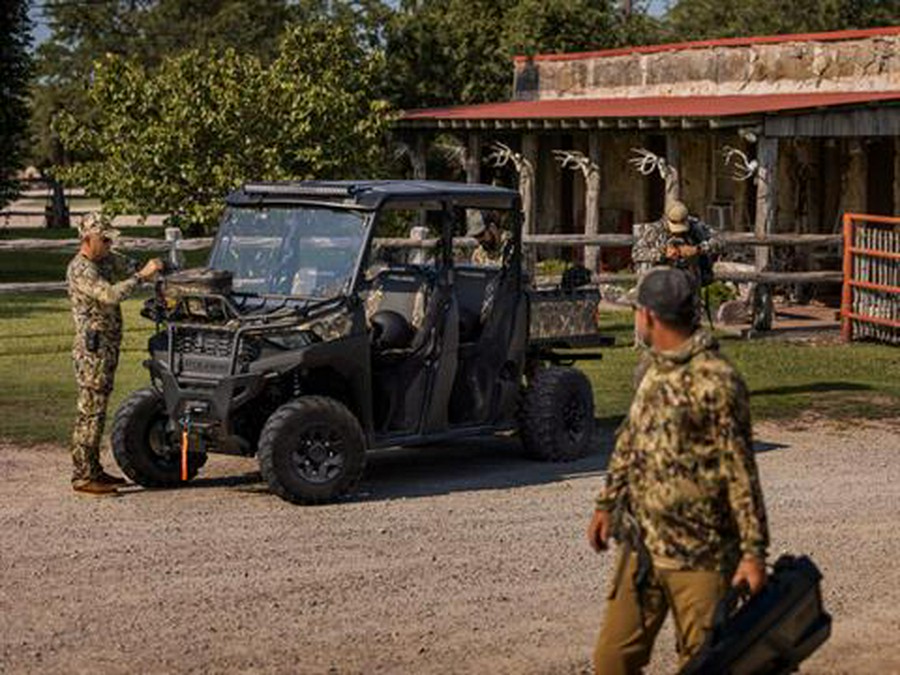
[67,213,163,495]
[586,268,769,674]
[632,200,722,328]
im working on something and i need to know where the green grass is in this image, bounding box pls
[0,299,898,446]
[0,228,209,283]
[587,310,900,423]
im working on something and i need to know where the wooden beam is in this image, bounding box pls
[465,132,481,184]
[585,131,602,273]
[753,135,779,330]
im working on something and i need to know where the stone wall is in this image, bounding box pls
[514,35,900,100]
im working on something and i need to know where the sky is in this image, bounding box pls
[28,0,670,51]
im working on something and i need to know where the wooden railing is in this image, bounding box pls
[0,232,843,294]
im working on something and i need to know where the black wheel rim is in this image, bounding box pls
[561,393,588,445]
[147,414,178,466]
[292,425,345,484]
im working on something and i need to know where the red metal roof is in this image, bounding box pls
[400,91,900,123]
[513,25,900,64]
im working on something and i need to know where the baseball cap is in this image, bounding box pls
[78,212,120,240]
[466,210,487,237]
[630,267,695,323]
[665,201,690,234]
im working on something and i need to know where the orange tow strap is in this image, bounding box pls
[180,427,189,482]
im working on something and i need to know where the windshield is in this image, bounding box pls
[209,206,369,298]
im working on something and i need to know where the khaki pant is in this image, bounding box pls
[594,550,728,675]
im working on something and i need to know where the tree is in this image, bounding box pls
[384,0,514,109]
[384,0,660,110]
[1,0,31,207]
[55,21,392,232]
[665,0,900,41]
[502,0,630,56]
[29,0,297,168]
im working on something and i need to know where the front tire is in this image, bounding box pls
[111,388,206,487]
[520,367,595,461]
[258,396,366,504]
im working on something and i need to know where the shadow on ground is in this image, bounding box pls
[752,382,872,397]
[118,417,791,503]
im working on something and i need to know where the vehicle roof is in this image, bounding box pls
[226,180,520,210]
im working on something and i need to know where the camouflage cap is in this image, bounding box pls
[665,200,690,234]
[631,266,694,323]
[78,212,120,240]
[466,210,487,237]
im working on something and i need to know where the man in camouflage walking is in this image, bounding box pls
[67,213,163,495]
[586,267,769,674]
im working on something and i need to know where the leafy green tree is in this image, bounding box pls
[384,0,660,110]
[1,0,31,207]
[665,0,900,41]
[29,0,296,168]
[502,0,633,56]
[384,0,513,109]
[55,21,392,232]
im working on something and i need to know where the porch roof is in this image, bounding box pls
[397,91,900,131]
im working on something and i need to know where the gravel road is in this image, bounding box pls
[1,418,899,674]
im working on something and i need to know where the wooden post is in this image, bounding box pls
[412,135,427,227]
[521,134,539,273]
[843,139,866,214]
[894,138,900,215]
[465,133,481,184]
[752,136,778,331]
[411,135,427,180]
[585,131,602,273]
[521,134,538,238]
[665,134,682,207]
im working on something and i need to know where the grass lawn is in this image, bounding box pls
[1,297,898,446]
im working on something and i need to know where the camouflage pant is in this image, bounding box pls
[71,338,119,483]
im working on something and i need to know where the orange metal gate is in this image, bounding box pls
[841,213,900,344]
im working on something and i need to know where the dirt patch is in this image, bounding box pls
[1,421,899,674]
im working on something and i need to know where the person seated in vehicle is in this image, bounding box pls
[467,210,510,266]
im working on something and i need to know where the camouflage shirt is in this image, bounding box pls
[66,251,140,344]
[595,331,769,572]
[632,217,722,278]
[471,230,511,266]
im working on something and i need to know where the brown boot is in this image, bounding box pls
[96,471,127,486]
[72,479,119,496]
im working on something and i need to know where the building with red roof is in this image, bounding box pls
[394,26,900,272]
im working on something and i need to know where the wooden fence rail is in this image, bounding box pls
[0,232,842,253]
[0,232,844,294]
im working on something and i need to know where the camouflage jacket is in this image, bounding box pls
[67,251,140,345]
[632,217,723,279]
[471,230,511,266]
[595,331,769,572]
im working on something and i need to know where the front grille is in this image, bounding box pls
[173,328,235,358]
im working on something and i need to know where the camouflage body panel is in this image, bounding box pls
[300,308,355,341]
[66,251,138,482]
[163,268,233,302]
[595,331,769,572]
[529,288,600,340]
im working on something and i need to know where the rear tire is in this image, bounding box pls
[112,388,206,487]
[258,396,366,504]
[520,367,595,461]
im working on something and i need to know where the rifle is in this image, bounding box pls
[610,495,654,601]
